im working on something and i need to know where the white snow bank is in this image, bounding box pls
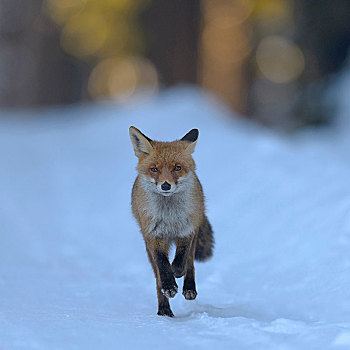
[1,85,350,349]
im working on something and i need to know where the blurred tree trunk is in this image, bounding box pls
[293,0,350,125]
[198,0,250,115]
[0,0,88,107]
[141,0,201,86]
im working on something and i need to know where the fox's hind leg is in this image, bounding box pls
[145,238,177,317]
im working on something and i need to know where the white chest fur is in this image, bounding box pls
[140,173,195,239]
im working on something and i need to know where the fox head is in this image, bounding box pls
[129,126,198,196]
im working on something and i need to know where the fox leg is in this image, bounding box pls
[145,238,178,317]
[182,234,197,300]
[171,236,195,278]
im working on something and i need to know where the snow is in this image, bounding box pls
[1,79,350,349]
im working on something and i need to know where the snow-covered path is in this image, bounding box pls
[1,87,350,349]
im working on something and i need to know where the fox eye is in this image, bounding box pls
[150,167,158,173]
[174,165,182,171]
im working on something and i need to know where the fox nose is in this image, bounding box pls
[161,181,171,191]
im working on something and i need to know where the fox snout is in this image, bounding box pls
[157,181,176,196]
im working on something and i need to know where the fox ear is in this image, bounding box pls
[181,129,199,154]
[129,126,153,157]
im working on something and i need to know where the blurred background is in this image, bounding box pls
[1,0,350,129]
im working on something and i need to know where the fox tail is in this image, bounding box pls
[195,215,214,262]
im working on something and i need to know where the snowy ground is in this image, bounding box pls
[1,80,350,349]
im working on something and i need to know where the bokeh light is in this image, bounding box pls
[88,56,158,102]
[44,0,151,101]
[252,0,292,23]
[256,35,305,83]
[44,0,87,24]
[60,12,110,58]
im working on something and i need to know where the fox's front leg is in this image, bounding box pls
[171,236,195,278]
[145,237,178,316]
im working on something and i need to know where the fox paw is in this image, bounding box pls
[157,307,174,317]
[183,289,197,300]
[161,284,178,298]
[171,264,185,278]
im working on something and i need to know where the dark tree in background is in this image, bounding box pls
[0,0,87,107]
[293,0,350,125]
[141,0,201,86]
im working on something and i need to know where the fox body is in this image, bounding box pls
[129,126,214,317]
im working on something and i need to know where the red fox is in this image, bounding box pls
[129,126,214,317]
